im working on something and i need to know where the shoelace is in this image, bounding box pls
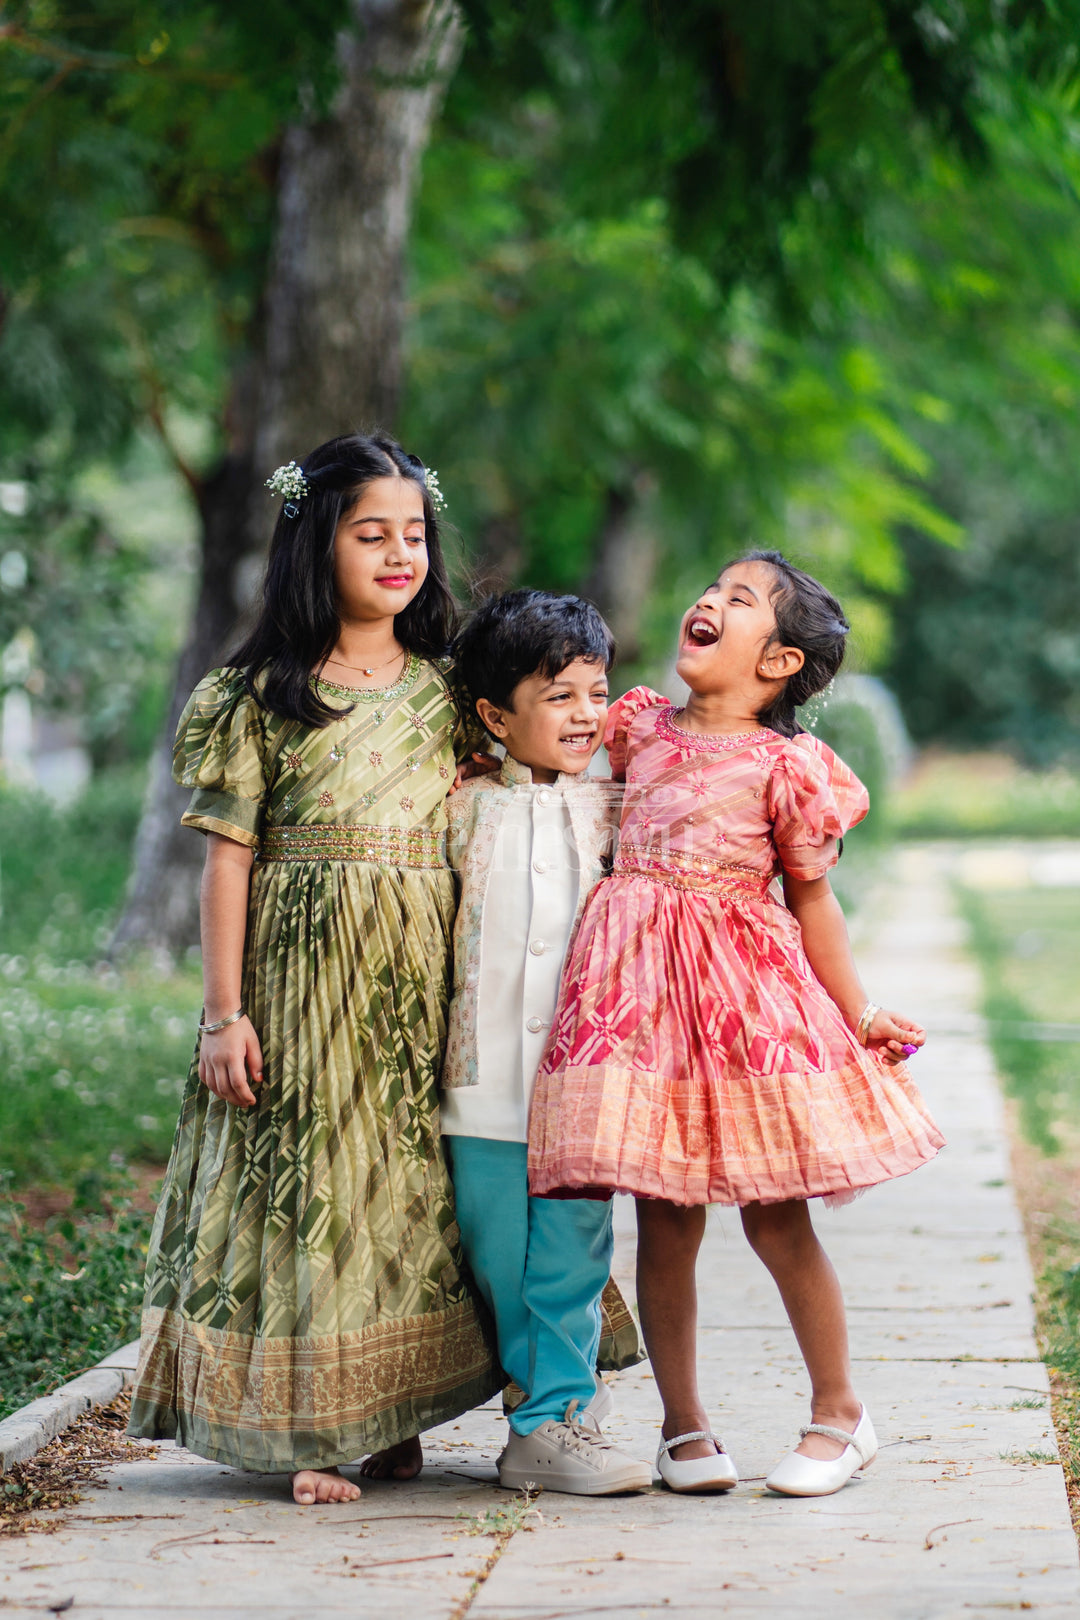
[556,1400,614,1458]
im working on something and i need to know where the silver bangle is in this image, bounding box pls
[199,1007,246,1034]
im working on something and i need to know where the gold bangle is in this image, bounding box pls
[199,1007,245,1034]
[855,1002,878,1047]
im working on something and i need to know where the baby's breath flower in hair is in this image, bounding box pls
[424,468,446,512]
[265,461,309,508]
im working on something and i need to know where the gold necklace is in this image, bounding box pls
[323,647,405,679]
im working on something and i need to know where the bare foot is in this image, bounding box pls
[794,1401,864,1462]
[357,1436,423,1481]
[290,1466,362,1506]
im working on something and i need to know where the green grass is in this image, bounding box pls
[0,773,200,1190]
[0,773,200,1416]
[0,962,199,1188]
[956,873,1080,1515]
[0,1180,154,1420]
[956,885,1080,1155]
[893,755,1080,838]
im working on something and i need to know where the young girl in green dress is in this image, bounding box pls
[128,433,501,1505]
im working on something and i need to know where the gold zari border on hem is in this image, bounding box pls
[260,822,447,868]
[133,1303,496,1436]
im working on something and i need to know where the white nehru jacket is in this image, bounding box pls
[440,780,581,1142]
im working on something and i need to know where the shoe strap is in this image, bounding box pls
[658,1430,725,1456]
[799,1422,872,1464]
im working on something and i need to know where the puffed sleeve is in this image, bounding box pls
[767,733,869,881]
[603,686,671,781]
[172,668,268,849]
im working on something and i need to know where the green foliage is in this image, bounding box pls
[452,1,1022,283]
[6,0,1080,767]
[0,454,183,766]
[892,758,1080,838]
[0,773,144,955]
[811,698,888,844]
[0,1183,154,1421]
[955,883,1080,1155]
[0,776,199,1188]
[0,964,197,1187]
[405,87,969,665]
[957,872,1080,1496]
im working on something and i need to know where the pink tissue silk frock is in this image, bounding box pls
[527,688,944,1208]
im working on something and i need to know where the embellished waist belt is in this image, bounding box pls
[613,849,772,898]
[260,823,447,869]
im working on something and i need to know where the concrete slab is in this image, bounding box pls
[1,846,1076,1619]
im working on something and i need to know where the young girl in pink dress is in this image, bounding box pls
[528,550,944,1499]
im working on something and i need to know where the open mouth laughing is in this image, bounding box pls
[684,615,720,648]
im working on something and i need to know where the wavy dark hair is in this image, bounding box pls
[456,589,615,711]
[230,433,457,725]
[730,549,850,737]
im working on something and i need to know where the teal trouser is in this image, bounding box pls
[446,1137,613,1435]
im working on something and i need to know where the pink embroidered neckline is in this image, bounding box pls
[655,707,776,754]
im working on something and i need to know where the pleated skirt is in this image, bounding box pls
[128,859,501,1472]
[528,874,945,1208]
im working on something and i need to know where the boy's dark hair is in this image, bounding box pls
[730,549,850,738]
[455,589,615,711]
[230,432,457,726]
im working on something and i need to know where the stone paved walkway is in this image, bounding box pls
[2,846,1078,1618]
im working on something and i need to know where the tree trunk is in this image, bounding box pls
[583,478,659,664]
[114,0,464,957]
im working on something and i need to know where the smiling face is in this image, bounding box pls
[475,657,610,783]
[332,476,429,625]
[675,558,794,697]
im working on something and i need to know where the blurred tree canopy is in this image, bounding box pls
[3,1,1080,944]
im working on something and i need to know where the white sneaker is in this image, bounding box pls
[585,1374,615,1425]
[498,1401,652,1496]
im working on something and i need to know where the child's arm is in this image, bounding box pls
[198,832,264,1107]
[783,872,925,1064]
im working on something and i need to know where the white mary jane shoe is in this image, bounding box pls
[657,1429,738,1494]
[765,1406,878,1498]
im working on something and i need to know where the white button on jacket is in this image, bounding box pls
[440,755,621,1144]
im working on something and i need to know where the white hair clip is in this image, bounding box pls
[425,468,446,512]
[265,461,308,516]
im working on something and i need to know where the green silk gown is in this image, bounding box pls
[127,656,504,1471]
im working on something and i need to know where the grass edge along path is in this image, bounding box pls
[957,880,1080,1540]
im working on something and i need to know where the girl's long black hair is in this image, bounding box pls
[732,549,851,737]
[230,433,457,726]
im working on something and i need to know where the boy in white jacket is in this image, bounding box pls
[442,590,649,1495]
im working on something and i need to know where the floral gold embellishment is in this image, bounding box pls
[410,713,425,729]
[400,795,414,811]
[286,752,303,770]
[438,764,449,779]
[261,824,446,868]
[369,750,383,766]
[318,790,334,807]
